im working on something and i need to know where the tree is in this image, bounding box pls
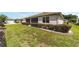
[63,14,78,23]
[0,14,8,22]
[63,14,78,20]
[0,14,8,27]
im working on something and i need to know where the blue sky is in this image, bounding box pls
[0,12,39,19]
[0,12,79,19]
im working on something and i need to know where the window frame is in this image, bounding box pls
[42,16,49,23]
[46,16,49,23]
[43,17,46,23]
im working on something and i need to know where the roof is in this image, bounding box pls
[25,12,63,19]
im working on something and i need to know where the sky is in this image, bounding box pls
[0,12,39,19]
[0,12,79,19]
[63,12,79,17]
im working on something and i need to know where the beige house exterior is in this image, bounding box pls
[23,12,64,25]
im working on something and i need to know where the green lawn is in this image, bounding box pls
[5,24,79,47]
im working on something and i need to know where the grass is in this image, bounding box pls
[5,23,79,47]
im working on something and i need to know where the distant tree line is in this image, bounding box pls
[63,14,78,23]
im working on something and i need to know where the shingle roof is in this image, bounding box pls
[26,12,62,19]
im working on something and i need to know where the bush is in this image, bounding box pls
[0,22,5,27]
[30,23,71,33]
[69,19,76,23]
[14,20,19,23]
[21,22,30,25]
[54,25,71,33]
[76,23,79,25]
[21,22,27,25]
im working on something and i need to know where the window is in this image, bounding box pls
[31,18,38,23]
[43,17,45,23]
[43,16,49,23]
[46,17,49,23]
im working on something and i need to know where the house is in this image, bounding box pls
[76,18,79,24]
[6,19,22,24]
[5,19,15,24]
[14,19,22,23]
[23,12,64,25]
[21,19,26,23]
[64,19,69,22]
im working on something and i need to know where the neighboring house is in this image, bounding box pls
[21,19,26,23]
[14,19,22,23]
[76,18,79,24]
[64,19,69,22]
[6,19,15,24]
[6,19,22,24]
[23,12,64,25]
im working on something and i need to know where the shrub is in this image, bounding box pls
[30,23,71,33]
[0,22,5,27]
[0,24,5,27]
[21,22,30,25]
[14,20,19,23]
[30,23,38,27]
[22,22,27,25]
[69,19,76,23]
[54,25,71,33]
[76,23,79,25]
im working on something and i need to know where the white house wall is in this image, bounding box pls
[49,15,58,20]
[57,15,64,24]
[6,20,15,24]
[38,15,64,24]
[57,20,64,24]
[49,15,58,24]
[38,17,43,23]
[49,20,57,24]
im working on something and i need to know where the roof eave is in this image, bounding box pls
[26,12,62,19]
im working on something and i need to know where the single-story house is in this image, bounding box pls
[14,19,22,23]
[76,18,79,24]
[22,12,64,25]
[6,19,22,24]
[64,19,69,22]
[5,19,15,24]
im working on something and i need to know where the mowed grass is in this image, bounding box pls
[5,24,79,47]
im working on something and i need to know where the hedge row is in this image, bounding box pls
[30,23,71,33]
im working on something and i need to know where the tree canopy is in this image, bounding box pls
[63,14,78,23]
[63,14,78,20]
[0,14,8,22]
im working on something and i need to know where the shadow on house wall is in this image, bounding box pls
[0,28,7,47]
